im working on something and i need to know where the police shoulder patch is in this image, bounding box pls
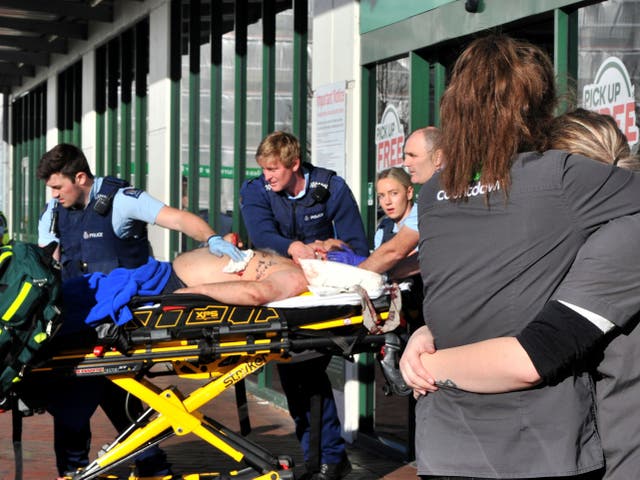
[122,188,143,198]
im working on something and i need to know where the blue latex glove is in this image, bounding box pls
[326,246,367,266]
[207,235,244,261]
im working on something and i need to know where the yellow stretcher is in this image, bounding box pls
[28,287,407,480]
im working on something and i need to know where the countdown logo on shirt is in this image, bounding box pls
[436,181,501,201]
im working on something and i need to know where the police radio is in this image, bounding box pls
[311,185,330,203]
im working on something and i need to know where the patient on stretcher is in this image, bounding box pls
[168,247,308,305]
[68,246,384,331]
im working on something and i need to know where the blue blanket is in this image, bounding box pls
[84,257,172,326]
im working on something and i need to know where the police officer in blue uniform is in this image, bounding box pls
[240,131,368,480]
[37,143,242,478]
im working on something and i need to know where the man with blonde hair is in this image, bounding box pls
[240,131,368,479]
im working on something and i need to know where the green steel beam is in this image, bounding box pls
[554,7,579,114]
[261,0,276,138]
[72,61,81,147]
[210,2,223,234]
[410,52,430,132]
[95,45,107,176]
[120,100,132,181]
[232,0,248,235]
[28,93,37,241]
[187,0,201,252]
[292,0,308,156]
[106,38,119,176]
[106,106,117,175]
[134,19,149,191]
[360,66,377,258]
[96,114,105,176]
[120,29,134,183]
[36,86,46,228]
[169,0,182,259]
[433,62,446,127]
[358,352,376,433]
[250,0,275,285]
[11,99,18,240]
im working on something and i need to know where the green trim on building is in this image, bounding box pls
[361,0,596,65]
[233,0,248,235]
[360,0,453,34]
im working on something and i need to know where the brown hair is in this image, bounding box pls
[547,108,636,168]
[37,143,94,182]
[255,131,301,168]
[439,34,557,199]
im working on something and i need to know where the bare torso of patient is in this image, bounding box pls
[172,247,301,286]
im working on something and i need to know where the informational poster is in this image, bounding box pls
[313,81,347,177]
[583,56,639,148]
[375,104,405,172]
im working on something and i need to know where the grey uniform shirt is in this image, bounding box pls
[416,150,640,478]
[553,213,640,480]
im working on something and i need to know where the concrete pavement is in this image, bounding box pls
[0,376,416,480]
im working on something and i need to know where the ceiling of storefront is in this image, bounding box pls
[0,0,292,95]
[0,0,118,94]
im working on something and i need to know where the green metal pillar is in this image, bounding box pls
[72,61,82,147]
[358,64,377,430]
[169,0,182,259]
[261,0,276,139]
[554,7,579,114]
[120,29,134,183]
[95,45,107,176]
[292,0,308,156]
[433,62,446,127]
[232,0,248,235]
[107,38,120,177]
[186,0,202,252]
[134,19,149,190]
[210,2,223,234]
[410,52,430,132]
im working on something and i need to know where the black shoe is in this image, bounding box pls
[310,457,352,480]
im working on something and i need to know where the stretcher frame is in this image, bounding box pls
[29,289,405,480]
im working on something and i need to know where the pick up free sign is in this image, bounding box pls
[583,56,639,148]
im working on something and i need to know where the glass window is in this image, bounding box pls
[375,57,410,173]
[578,0,640,150]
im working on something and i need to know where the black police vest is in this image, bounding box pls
[376,216,397,245]
[55,177,150,280]
[266,164,335,243]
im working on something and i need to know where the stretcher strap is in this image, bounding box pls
[356,283,402,334]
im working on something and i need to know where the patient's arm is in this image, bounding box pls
[174,269,308,306]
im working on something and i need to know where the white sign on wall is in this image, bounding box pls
[312,81,347,177]
[583,56,639,148]
[375,104,405,172]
